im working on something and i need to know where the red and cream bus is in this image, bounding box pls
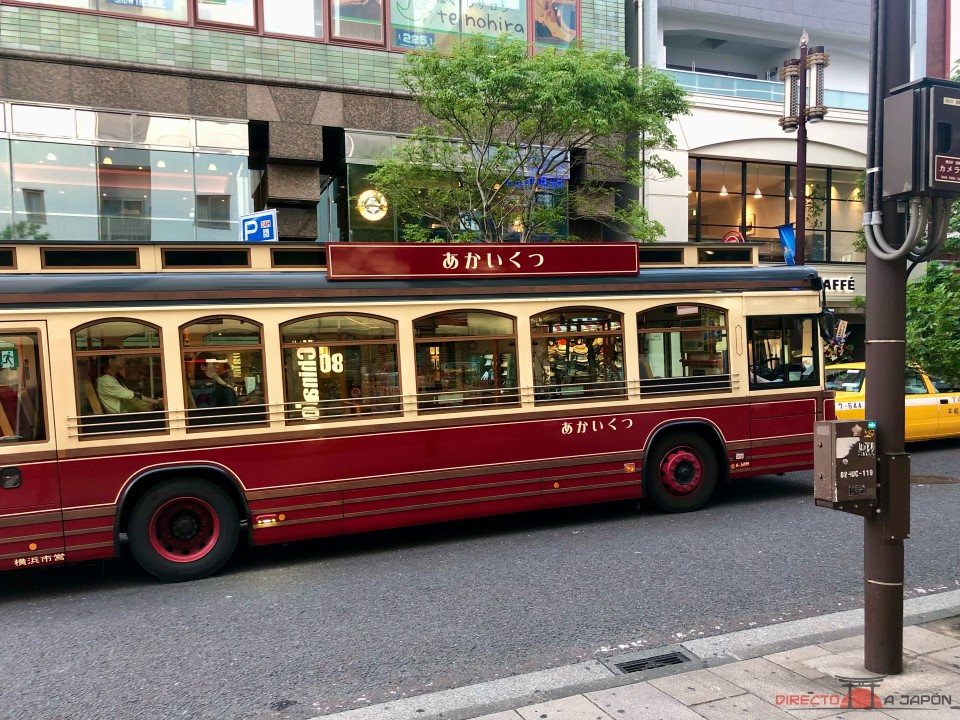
[0,242,834,581]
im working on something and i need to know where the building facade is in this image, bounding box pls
[640,0,872,352]
[0,0,621,246]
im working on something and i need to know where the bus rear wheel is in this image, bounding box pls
[128,479,239,582]
[645,431,718,513]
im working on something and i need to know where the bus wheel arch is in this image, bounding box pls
[643,422,726,513]
[117,466,248,582]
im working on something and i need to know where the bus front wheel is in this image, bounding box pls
[128,479,239,582]
[645,431,718,513]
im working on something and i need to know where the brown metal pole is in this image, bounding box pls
[795,37,808,267]
[863,0,911,675]
[926,0,949,79]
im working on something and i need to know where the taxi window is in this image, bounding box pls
[929,376,960,393]
[826,368,863,393]
[904,369,928,395]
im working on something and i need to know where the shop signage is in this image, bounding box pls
[822,275,857,292]
[325,243,640,280]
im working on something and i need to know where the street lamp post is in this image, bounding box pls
[779,32,829,266]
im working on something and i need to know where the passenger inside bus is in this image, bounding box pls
[97,354,162,413]
[191,352,239,407]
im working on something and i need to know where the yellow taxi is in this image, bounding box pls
[826,362,960,442]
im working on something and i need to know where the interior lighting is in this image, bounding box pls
[719,163,728,196]
[207,162,217,171]
[156,160,166,168]
[102,156,113,165]
[45,152,57,161]
[753,167,762,198]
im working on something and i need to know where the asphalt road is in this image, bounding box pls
[2,440,959,720]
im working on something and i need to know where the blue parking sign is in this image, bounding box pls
[240,209,278,242]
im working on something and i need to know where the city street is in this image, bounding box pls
[2,440,959,720]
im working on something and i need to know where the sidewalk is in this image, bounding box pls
[313,590,960,720]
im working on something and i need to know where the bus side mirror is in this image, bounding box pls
[819,310,836,341]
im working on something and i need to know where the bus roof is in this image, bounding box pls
[0,265,821,308]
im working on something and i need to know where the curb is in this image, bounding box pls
[309,589,960,720]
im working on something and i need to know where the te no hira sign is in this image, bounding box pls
[325,243,640,280]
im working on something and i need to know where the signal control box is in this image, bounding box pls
[813,420,878,515]
[883,77,960,199]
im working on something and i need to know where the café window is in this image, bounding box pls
[195,0,255,27]
[281,314,401,421]
[747,316,819,389]
[637,305,730,394]
[414,311,518,410]
[72,319,166,435]
[181,317,267,428]
[331,0,383,43]
[531,308,624,403]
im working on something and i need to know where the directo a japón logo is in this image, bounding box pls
[776,675,956,711]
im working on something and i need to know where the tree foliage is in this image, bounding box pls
[366,35,688,243]
[905,262,960,382]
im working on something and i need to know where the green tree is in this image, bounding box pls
[905,262,960,381]
[0,221,50,241]
[367,35,688,243]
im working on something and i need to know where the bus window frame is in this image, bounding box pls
[280,311,402,423]
[636,303,731,395]
[530,305,625,404]
[746,314,820,390]
[180,314,269,431]
[413,309,519,412]
[0,326,50,446]
[71,317,169,438]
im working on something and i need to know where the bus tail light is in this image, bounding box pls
[254,513,285,526]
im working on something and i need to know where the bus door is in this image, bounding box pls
[0,323,65,571]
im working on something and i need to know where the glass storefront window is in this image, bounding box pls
[137,116,194,148]
[347,164,394,242]
[97,0,189,22]
[330,0,383,43]
[533,0,576,50]
[389,0,528,51]
[194,154,253,241]
[196,121,249,151]
[281,314,401,421]
[690,158,864,264]
[195,0,255,26]
[97,147,197,242]
[0,141,12,240]
[11,105,75,138]
[77,111,133,143]
[11,141,99,242]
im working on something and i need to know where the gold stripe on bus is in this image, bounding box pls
[253,500,342,513]
[751,434,814,448]
[64,525,114,537]
[545,479,640,495]
[750,448,813,460]
[748,461,813,473]
[63,541,115,553]
[343,489,542,519]
[247,451,647,501]
[0,511,63,528]
[62,506,116,521]
[0,531,64,544]
[541,468,638,484]
[342,476,542,505]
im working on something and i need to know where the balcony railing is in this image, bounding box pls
[665,70,868,111]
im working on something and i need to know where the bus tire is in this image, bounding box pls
[128,478,239,582]
[645,431,718,513]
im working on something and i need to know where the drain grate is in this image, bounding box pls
[615,650,692,674]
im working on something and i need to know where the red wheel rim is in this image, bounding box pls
[149,496,220,563]
[659,447,703,497]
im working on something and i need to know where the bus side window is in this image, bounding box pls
[637,305,730,395]
[72,320,167,436]
[0,332,47,443]
[281,313,401,422]
[181,316,268,429]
